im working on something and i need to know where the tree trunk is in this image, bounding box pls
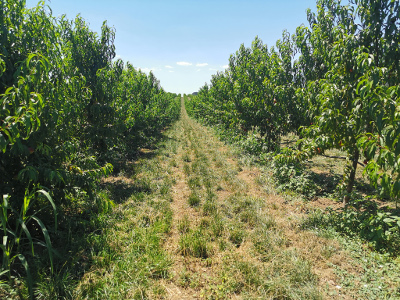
[343,149,360,206]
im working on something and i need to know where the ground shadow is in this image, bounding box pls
[309,170,376,198]
[100,178,152,204]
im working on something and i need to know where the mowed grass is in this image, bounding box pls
[70,122,182,298]
[74,161,175,298]
[73,98,400,299]
[157,100,324,299]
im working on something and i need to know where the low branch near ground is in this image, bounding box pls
[279,138,297,145]
[321,154,366,167]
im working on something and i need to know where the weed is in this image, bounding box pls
[204,257,212,267]
[218,271,244,295]
[239,210,259,227]
[152,284,166,297]
[177,215,190,234]
[199,218,210,229]
[302,204,400,255]
[228,225,245,247]
[188,176,202,189]
[34,271,75,300]
[0,188,57,298]
[214,160,223,168]
[182,153,191,162]
[159,182,171,196]
[188,192,201,207]
[169,159,178,168]
[321,244,337,259]
[271,203,279,210]
[179,230,210,258]
[202,200,217,216]
[189,275,201,289]
[178,268,191,288]
[261,214,277,229]
[131,177,153,194]
[183,163,190,175]
[211,216,224,237]
[252,230,276,262]
[218,239,227,251]
[272,160,320,199]
[257,250,321,299]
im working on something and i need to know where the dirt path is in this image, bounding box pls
[76,98,399,299]
[156,100,345,299]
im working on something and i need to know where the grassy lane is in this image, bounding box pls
[75,99,399,299]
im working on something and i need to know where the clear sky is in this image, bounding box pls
[25,0,318,94]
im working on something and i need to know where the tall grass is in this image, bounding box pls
[1,187,57,299]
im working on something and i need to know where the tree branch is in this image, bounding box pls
[321,154,366,167]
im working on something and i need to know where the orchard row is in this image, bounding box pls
[187,0,400,205]
[0,0,179,293]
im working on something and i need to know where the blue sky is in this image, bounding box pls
[26,0,317,94]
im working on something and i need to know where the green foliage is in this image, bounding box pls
[272,157,319,199]
[303,202,400,255]
[228,225,245,247]
[202,199,217,216]
[188,191,201,207]
[0,0,180,293]
[296,0,400,202]
[0,187,57,299]
[178,215,191,233]
[188,0,400,205]
[179,229,210,258]
[237,127,270,155]
[186,34,297,152]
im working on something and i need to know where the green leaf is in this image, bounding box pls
[16,254,33,300]
[0,269,10,277]
[392,180,400,198]
[31,216,54,273]
[356,79,367,95]
[0,133,9,153]
[37,189,57,231]
[367,144,377,160]
[14,213,35,256]
[1,195,10,232]
[381,174,391,195]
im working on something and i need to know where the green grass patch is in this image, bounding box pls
[188,191,201,207]
[178,215,191,234]
[179,229,210,258]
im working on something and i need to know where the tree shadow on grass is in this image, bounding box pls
[28,127,178,297]
[309,170,376,198]
[100,177,152,204]
[111,132,177,176]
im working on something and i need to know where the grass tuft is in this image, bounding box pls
[188,192,201,207]
[179,229,210,258]
[177,215,191,233]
